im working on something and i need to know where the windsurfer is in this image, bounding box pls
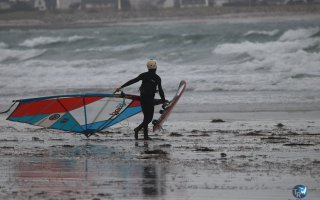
[115,59,167,140]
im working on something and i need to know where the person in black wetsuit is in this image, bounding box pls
[115,59,167,140]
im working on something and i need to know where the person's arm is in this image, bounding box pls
[158,79,166,103]
[115,74,142,93]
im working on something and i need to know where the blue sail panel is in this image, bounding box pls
[8,114,49,125]
[102,106,142,129]
[80,121,106,132]
[50,113,84,133]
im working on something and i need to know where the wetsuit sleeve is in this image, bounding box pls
[121,74,142,89]
[158,78,166,103]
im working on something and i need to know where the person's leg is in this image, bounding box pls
[134,96,148,140]
[134,124,142,140]
[134,99,147,140]
[142,98,154,140]
[135,95,155,140]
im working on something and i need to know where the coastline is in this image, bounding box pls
[1,5,320,29]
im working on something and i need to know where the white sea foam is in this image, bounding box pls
[19,35,88,48]
[244,29,280,37]
[1,23,320,107]
[213,26,320,65]
[75,43,146,52]
[113,43,146,52]
[0,42,7,48]
[214,38,320,61]
[211,26,320,93]
[75,46,113,52]
[279,27,320,42]
[0,48,46,62]
[0,59,139,90]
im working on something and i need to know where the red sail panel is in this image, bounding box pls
[129,100,141,107]
[11,97,103,117]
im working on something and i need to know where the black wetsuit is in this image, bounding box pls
[121,70,165,139]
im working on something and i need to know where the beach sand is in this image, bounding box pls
[0,110,319,200]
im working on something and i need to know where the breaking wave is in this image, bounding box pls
[1,21,320,105]
[213,26,320,65]
[291,73,320,79]
[19,35,90,48]
[210,26,320,92]
[0,48,46,62]
[244,29,280,37]
[279,27,320,41]
[76,43,147,52]
[0,42,7,48]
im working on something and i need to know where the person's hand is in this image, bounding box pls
[162,100,169,109]
[114,87,122,94]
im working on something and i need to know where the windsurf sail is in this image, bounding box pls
[6,93,144,137]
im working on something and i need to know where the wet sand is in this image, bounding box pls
[0,111,319,200]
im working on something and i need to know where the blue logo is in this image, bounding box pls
[292,185,308,199]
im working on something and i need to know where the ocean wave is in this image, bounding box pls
[75,46,113,52]
[213,37,320,61]
[212,27,320,64]
[244,29,280,37]
[19,35,89,48]
[75,43,146,52]
[1,56,320,102]
[278,27,320,42]
[291,73,320,79]
[1,21,320,105]
[0,48,46,62]
[113,43,146,52]
[210,28,320,92]
[0,42,7,48]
